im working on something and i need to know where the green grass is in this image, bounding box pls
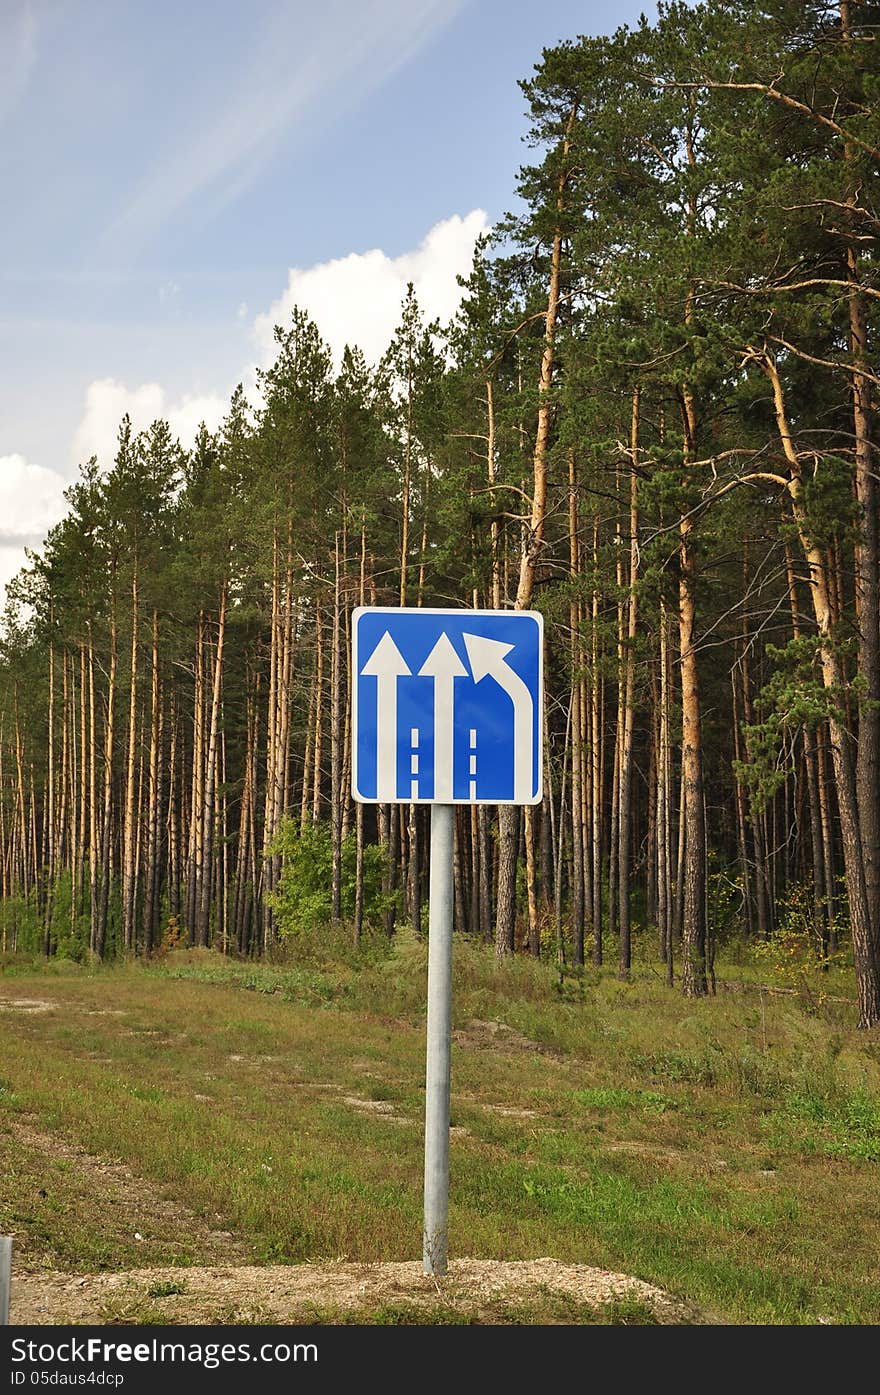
[1,938,879,1324]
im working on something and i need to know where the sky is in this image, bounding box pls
[0,0,653,605]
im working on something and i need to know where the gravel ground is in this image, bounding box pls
[9,1257,699,1325]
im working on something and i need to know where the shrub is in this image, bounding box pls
[269,820,392,940]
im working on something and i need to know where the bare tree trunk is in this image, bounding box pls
[524,807,540,956]
[76,644,88,936]
[311,605,324,824]
[495,101,576,958]
[186,610,205,945]
[341,602,353,844]
[143,610,161,953]
[658,599,674,984]
[197,584,227,947]
[122,570,139,954]
[219,724,228,954]
[591,520,603,965]
[817,726,837,952]
[300,663,316,834]
[677,368,708,997]
[87,627,98,955]
[618,387,640,978]
[785,540,829,952]
[762,351,880,1024]
[96,600,118,960]
[354,526,366,947]
[331,533,343,921]
[487,379,501,609]
[739,618,773,939]
[43,641,55,956]
[841,0,880,949]
[408,806,421,934]
[731,670,754,939]
[568,451,586,966]
[167,699,180,927]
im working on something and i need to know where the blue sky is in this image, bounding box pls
[0,0,652,599]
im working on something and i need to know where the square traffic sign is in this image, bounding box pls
[351,608,543,805]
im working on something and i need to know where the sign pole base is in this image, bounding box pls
[423,803,454,1276]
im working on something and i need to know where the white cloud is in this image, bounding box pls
[72,378,228,468]
[0,453,69,603]
[73,208,488,479]
[41,205,484,609]
[0,453,69,540]
[254,209,490,368]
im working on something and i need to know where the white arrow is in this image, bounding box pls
[419,633,467,802]
[361,631,411,801]
[463,633,535,803]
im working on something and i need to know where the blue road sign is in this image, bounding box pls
[352,608,543,805]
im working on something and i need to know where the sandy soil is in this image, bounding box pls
[9,1256,697,1325]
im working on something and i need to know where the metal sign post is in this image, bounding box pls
[0,1235,11,1325]
[351,607,543,1277]
[422,803,454,1274]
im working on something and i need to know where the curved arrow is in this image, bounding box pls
[463,633,534,802]
[419,633,467,802]
[361,631,411,800]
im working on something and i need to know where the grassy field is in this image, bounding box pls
[2,933,880,1325]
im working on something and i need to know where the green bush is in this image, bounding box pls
[269,820,392,941]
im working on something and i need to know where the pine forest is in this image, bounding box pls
[3,0,880,1029]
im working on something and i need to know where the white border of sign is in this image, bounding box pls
[351,606,544,805]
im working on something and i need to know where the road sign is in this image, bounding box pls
[352,607,543,805]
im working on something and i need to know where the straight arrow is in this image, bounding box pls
[463,633,535,803]
[361,631,411,801]
[419,633,467,802]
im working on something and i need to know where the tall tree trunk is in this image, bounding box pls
[143,610,161,953]
[87,627,98,955]
[43,641,55,956]
[678,386,708,997]
[487,378,502,609]
[495,102,576,957]
[658,599,674,984]
[618,387,641,978]
[167,698,180,927]
[311,604,324,824]
[762,351,880,1024]
[96,600,118,960]
[785,540,830,953]
[122,569,139,954]
[186,610,205,945]
[354,530,366,946]
[591,519,603,965]
[841,0,880,949]
[197,584,227,948]
[331,533,343,921]
[568,451,586,966]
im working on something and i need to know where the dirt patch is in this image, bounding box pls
[0,998,57,1014]
[481,1103,539,1119]
[6,1118,253,1272]
[606,1141,728,1171]
[9,1258,698,1325]
[341,1096,409,1123]
[452,1019,552,1055]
